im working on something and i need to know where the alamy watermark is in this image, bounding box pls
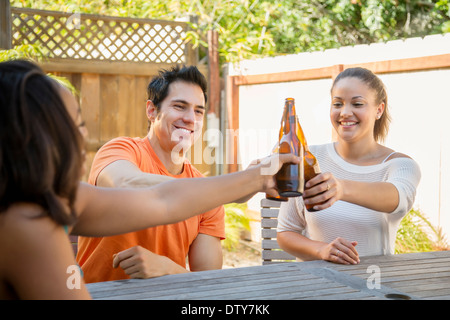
[170,127,280,173]
[366,265,381,290]
[66,12,81,30]
[66,265,82,290]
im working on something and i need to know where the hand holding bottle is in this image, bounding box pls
[243,153,302,202]
[302,172,343,211]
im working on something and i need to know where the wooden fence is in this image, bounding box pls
[1,4,217,179]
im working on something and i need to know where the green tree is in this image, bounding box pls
[11,0,450,64]
[222,203,250,250]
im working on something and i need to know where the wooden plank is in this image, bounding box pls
[134,76,151,137]
[225,76,240,173]
[12,7,188,26]
[262,250,296,261]
[233,65,337,86]
[100,74,120,142]
[80,73,101,148]
[207,30,220,115]
[261,228,277,239]
[344,54,450,74]
[261,198,282,208]
[117,75,136,137]
[262,239,280,250]
[42,58,208,78]
[261,208,279,218]
[0,0,11,49]
[261,218,278,228]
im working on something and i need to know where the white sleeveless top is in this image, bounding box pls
[277,143,421,257]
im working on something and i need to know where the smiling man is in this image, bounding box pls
[76,66,225,283]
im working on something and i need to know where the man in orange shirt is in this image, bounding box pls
[76,65,225,282]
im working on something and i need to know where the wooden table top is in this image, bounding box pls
[86,250,450,300]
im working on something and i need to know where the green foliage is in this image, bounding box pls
[0,43,46,61]
[222,203,250,250]
[11,0,450,64]
[395,209,449,254]
[0,44,78,95]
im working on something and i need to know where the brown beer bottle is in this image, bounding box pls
[275,98,304,197]
[295,115,324,211]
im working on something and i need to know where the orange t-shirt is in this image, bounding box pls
[76,137,225,283]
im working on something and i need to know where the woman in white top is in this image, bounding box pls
[277,67,421,265]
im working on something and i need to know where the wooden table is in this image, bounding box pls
[87,250,450,300]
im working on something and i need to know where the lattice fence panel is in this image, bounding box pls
[11,8,189,64]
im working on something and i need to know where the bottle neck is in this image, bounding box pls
[282,102,296,135]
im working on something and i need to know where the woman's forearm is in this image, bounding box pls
[277,231,325,261]
[73,154,299,237]
[303,172,400,213]
[340,180,399,213]
[73,169,260,236]
[156,167,265,224]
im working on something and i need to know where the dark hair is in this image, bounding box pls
[146,65,207,130]
[0,60,84,225]
[331,67,391,142]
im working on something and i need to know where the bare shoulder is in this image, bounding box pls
[379,145,411,162]
[386,152,412,161]
[0,204,64,249]
[0,205,89,299]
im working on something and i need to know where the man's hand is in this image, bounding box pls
[112,246,188,279]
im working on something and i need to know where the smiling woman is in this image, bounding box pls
[331,77,384,148]
[331,67,391,144]
[277,67,421,266]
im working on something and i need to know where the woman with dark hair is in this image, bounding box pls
[0,60,299,299]
[277,67,421,265]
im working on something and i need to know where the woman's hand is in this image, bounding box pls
[318,237,360,265]
[302,172,343,211]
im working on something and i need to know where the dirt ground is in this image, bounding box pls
[222,239,262,268]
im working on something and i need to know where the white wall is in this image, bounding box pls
[231,34,450,241]
[380,70,450,234]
